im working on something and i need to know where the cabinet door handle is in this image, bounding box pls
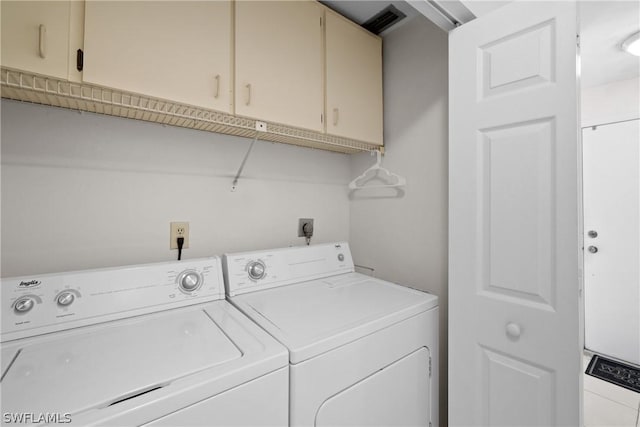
[214,75,220,99]
[38,24,47,59]
[245,83,251,106]
[333,108,339,126]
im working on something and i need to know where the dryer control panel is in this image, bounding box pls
[1,258,224,342]
[223,242,354,297]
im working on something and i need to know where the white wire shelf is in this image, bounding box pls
[0,68,381,154]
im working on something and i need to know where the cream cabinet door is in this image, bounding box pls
[83,1,231,112]
[235,1,323,132]
[325,10,383,145]
[1,1,76,80]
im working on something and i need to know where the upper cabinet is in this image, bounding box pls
[325,10,383,145]
[1,1,384,151]
[1,1,82,81]
[83,1,232,112]
[235,1,323,132]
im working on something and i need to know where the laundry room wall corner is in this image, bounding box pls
[348,14,449,425]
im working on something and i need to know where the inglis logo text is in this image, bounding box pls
[18,280,41,288]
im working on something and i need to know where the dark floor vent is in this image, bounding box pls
[362,5,406,35]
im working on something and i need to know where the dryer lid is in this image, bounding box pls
[1,307,242,416]
[233,273,438,363]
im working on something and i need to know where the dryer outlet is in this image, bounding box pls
[298,218,314,238]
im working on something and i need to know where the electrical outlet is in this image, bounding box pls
[298,218,314,238]
[170,222,189,249]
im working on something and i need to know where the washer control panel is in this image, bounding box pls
[223,242,354,297]
[1,258,224,342]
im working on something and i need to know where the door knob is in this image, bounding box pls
[588,230,598,238]
[588,246,598,253]
[506,322,521,339]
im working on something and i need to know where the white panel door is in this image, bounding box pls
[449,2,581,426]
[583,120,640,365]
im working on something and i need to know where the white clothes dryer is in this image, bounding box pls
[223,242,439,427]
[1,258,288,426]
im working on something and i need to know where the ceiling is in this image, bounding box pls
[322,1,639,88]
[580,1,640,88]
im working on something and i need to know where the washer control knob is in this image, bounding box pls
[248,261,266,280]
[14,297,35,314]
[338,253,345,262]
[178,271,203,292]
[56,291,75,307]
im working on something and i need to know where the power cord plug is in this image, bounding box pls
[302,222,313,246]
[177,237,185,261]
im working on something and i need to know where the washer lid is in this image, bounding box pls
[233,273,438,363]
[1,308,241,416]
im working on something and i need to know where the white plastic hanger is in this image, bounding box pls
[348,150,406,190]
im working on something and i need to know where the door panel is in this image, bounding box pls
[479,20,555,98]
[481,347,554,426]
[325,10,383,145]
[449,2,581,426]
[1,1,71,80]
[583,120,640,365]
[480,118,556,308]
[83,1,231,112]
[234,1,323,131]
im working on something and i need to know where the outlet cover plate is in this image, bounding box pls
[170,222,189,249]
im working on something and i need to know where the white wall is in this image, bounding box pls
[581,76,640,127]
[349,14,449,424]
[1,100,351,277]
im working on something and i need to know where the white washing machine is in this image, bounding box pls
[223,242,439,427]
[0,257,288,426]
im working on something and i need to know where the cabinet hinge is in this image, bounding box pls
[576,34,580,48]
[76,49,84,72]
[320,16,323,26]
[429,356,432,377]
[321,113,323,123]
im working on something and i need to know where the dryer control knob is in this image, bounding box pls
[56,291,75,307]
[248,261,266,280]
[14,296,35,314]
[178,271,203,293]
